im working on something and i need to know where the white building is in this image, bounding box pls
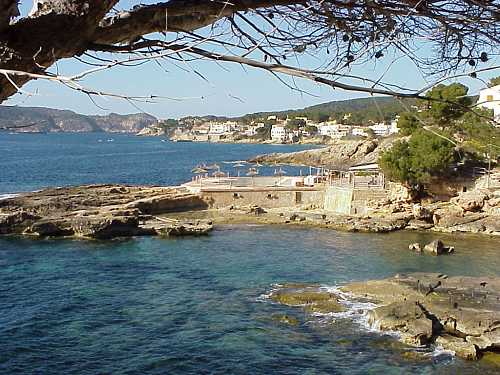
[209,121,239,134]
[478,85,500,119]
[369,122,391,137]
[390,117,399,134]
[244,123,264,137]
[319,123,351,138]
[271,125,287,142]
[351,126,368,137]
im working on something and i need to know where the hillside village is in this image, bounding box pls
[169,114,400,143]
[164,84,500,144]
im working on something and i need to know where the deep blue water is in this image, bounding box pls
[0,133,314,194]
[1,133,499,374]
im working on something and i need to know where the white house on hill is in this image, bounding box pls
[271,125,287,142]
[478,85,500,120]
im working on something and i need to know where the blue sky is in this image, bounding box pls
[6,1,500,119]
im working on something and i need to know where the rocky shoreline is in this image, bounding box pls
[168,189,500,236]
[2,183,500,239]
[268,273,500,362]
[0,185,212,239]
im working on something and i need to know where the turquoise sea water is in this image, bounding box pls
[1,133,499,374]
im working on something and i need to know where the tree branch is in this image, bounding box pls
[0,0,18,32]
[93,0,307,44]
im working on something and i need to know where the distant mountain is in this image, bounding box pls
[0,106,158,133]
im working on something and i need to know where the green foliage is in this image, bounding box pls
[285,118,306,131]
[425,83,472,126]
[459,108,500,159]
[408,130,456,183]
[379,140,412,184]
[380,130,455,186]
[488,76,500,88]
[264,118,277,126]
[164,118,179,127]
[397,112,419,135]
[226,97,417,126]
[309,113,330,123]
[255,124,272,140]
[304,125,318,135]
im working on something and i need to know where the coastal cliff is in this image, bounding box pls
[0,106,157,133]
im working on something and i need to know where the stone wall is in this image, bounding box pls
[324,186,390,215]
[201,188,324,209]
[324,187,353,214]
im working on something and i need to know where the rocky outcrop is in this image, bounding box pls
[0,185,210,239]
[451,191,488,212]
[363,189,500,236]
[136,124,165,136]
[249,138,395,169]
[344,273,500,361]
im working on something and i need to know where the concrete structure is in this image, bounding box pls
[182,176,323,210]
[478,84,500,120]
[324,163,389,214]
[181,166,390,216]
[201,188,324,210]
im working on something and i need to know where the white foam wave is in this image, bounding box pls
[255,283,284,302]
[426,346,455,361]
[0,193,19,201]
[306,285,400,337]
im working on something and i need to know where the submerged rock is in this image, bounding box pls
[408,242,422,252]
[270,285,345,314]
[423,240,454,255]
[272,314,300,326]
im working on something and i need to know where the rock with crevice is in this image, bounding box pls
[435,334,477,360]
[343,273,500,361]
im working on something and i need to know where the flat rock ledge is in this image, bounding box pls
[0,185,211,239]
[343,273,500,361]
